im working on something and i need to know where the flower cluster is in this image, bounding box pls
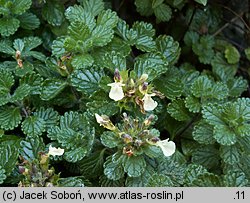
[107,69,160,112]
[95,113,175,157]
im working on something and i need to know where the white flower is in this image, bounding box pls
[142,93,158,111]
[48,145,64,156]
[107,82,125,101]
[156,139,176,157]
[95,113,104,124]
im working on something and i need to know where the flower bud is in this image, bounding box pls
[114,68,121,82]
[144,114,155,126]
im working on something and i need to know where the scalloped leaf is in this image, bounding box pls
[213,125,236,146]
[223,171,248,187]
[58,177,85,187]
[81,0,104,17]
[18,12,40,30]
[20,136,45,161]
[101,131,119,148]
[167,99,192,121]
[184,164,208,186]
[42,0,64,26]
[156,35,180,65]
[104,157,125,180]
[10,84,31,102]
[71,54,94,69]
[102,51,126,71]
[0,135,21,175]
[0,106,21,130]
[0,166,6,184]
[220,145,240,165]
[33,107,59,129]
[0,17,20,37]
[193,120,216,144]
[153,67,183,100]
[134,53,168,81]
[185,96,201,113]
[123,155,146,177]
[10,0,32,15]
[21,116,46,137]
[225,45,240,64]
[153,3,172,22]
[40,79,67,100]
[192,145,219,169]
[146,173,173,186]
[70,69,104,94]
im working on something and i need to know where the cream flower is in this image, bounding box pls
[107,82,125,101]
[142,93,158,111]
[156,139,176,157]
[95,113,116,131]
[48,145,64,156]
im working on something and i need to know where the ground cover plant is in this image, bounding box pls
[0,0,250,187]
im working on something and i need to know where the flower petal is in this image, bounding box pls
[108,82,125,101]
[48,145,64,156]
[95,113,103,124]
[142,94,158,111]
[156,139,176,157]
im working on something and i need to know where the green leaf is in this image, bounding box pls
[192,35,215,64]
[202,104,225,125]
[212,53,237,81]
[101,131,119,148]
[86,99,119,116]
[153,68,183,100]
[223,171,248,187]
[102,51,126,71]
[81,0,104,17]
[0,17,20,37]
[52,37,66,57]
[0,135,21,175]
[220,145,240,165]
[134,0,153,17]
[65,5,96,31]
[133,22,156,52]
[167,99,192,121]
[213,125,237,146]
[225,45,240,64]
[0,106,21,130]
[11,84,31,102]
[33,107,59,129]
[143,145,162,158]
[23,37,42,52]
[245,48,250,60]
[78,149,105,179]
[10,0,32,15]
[134,53,168,82]
[58,177,85,187]
[19,73,43,95]
[0,40,15,55]
[0,70,14,94]
[0,166,6,184]
[123,155,146,177]
[184,31,199,46]
[91,25,114,47]
[191,173,221,186]
[20,136,45,162]
[192,145,219,169]
[194,0,207,6]
[184,164,208,186]
[97,9,118,28]
[64,147,88,163]
[40,79,67,100]
[42,0,64,26]
[227,77,248,97]
[185,96,201,113]
[146,173,173,187]
[156,35,180,65]
[193,120,216,144]
[18,12,40,30]
[191,75,212,97]
[70,69,104,94]
[21,116,46,137]
[104,157,125,180]
[71,54,94,69]
[153,3,172,22]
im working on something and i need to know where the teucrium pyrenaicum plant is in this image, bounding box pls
[0,0,249,187]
